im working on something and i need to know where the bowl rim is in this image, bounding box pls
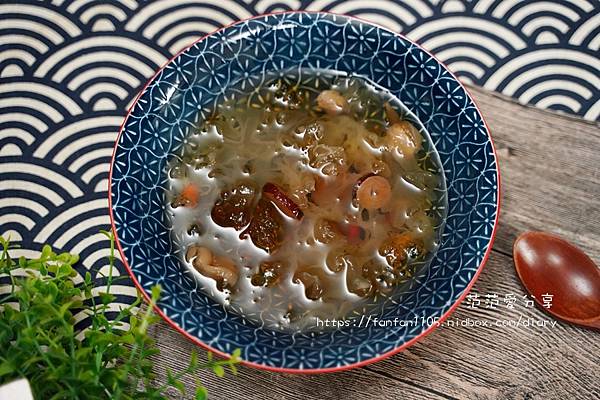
[108,10,501,374]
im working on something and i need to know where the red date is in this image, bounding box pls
[262,182,304,220]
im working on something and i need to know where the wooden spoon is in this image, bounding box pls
[513,231,600,330]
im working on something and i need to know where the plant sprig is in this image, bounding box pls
[0,232,239,399]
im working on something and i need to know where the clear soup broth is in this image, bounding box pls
[166,71,447,333]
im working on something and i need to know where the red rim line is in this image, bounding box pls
[108,10,502,374]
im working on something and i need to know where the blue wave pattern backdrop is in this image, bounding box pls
[0,1,598,328]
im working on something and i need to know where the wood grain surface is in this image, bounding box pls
[149,85,600,400]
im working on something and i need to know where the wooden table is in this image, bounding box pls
[150,86,600,399]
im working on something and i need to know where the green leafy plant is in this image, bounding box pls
[0,231,239,399]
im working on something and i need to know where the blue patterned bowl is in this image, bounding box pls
[109,12,499,373]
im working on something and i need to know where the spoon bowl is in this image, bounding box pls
[514,231,600,329]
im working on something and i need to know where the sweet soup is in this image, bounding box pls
[166,73,446,332]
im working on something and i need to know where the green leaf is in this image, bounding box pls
[99,292,116,305]
[0,360,15,377]
[151,285,161,301]
[95,351,103,370]
[189,349,199,369]
[231,348,241,359]
[41,244,52,259]
[0,232,231,399]
[57,252,71,263]
[58,263,72,276]
[173,379,185,394]
[212,364,225,377]
[195,385,208,400]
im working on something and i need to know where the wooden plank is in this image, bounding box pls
[150,321,455,400]
[470,86,600,260]
[151,87,600,399]
[362,251,599,400]
[151,251,598,400]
